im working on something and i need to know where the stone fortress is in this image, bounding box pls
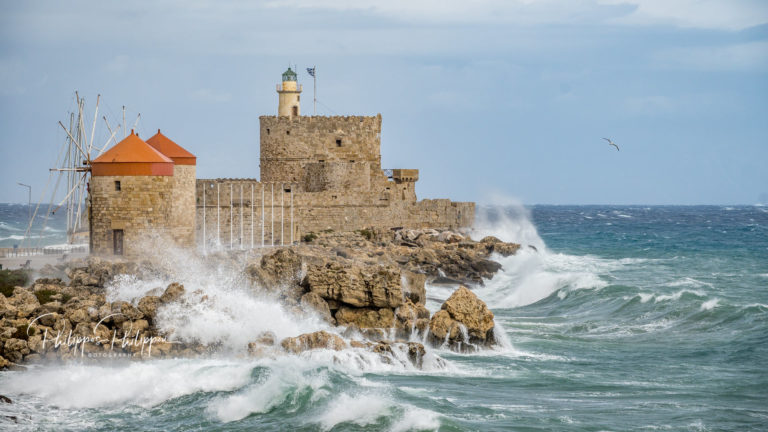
[89,68,474,256]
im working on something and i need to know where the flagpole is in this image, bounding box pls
[313,65,317,116]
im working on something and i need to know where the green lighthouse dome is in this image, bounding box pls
[282,67,297,82]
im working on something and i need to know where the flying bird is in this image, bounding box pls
[603,137,619,151]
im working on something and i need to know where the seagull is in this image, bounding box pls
[603,137,620,151]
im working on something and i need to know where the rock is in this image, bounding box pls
[248,248,303,288]
[335,306,395,329]
[489,242,520,256]
[437,231,463,243]
[247,331,277,356]
[3,339,29,363]
[65,308,90,325]
[160,283,185,303]
[68,269,101,287]
[300,292,335,324]
[112,301,144,321]
[480,236,502,244]
[406,342,426,367]
[429,310,461,342]
[470,258,502,275]
[395,299,430,334]
[401,271,426,305]
[9,287,40,317]
[369,341,427,368]
[121,319,149,335]
[304,261,403,308]
[253,331,276,346]
[0,395,11,404]
[280,331,347,354]
[428,286,496,350]
[137,295,161,322]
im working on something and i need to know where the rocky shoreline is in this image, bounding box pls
[0,228,520,371]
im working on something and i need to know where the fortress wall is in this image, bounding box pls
[302,162,371,192]
[91,175,175,256]
[196,179,299,247]
[260,115,384,186]
[169,165,196,248]
[196,178,474,247]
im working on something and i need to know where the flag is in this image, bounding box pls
[306,67,315,77]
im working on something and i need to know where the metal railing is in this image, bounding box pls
[0,246,89,258]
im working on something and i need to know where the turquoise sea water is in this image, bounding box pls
[1,205,767,431]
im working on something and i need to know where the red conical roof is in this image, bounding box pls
[146,129,196,165]
[92,131,174,176]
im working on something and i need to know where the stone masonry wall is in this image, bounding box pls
[170,165,196,248]
[195,178,475,249]
[91,175,174,256]
[303,162,371,192]
[260,115,385,189]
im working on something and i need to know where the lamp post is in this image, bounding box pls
[17,182,31,225]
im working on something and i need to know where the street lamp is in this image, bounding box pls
[17,182,31,225]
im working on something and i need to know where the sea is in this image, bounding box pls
[0,203,766,431]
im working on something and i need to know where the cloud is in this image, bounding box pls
[104,55,131,73]
[266,0,768,30]
[599,0,768,31]
[622,95,676,115]
[653,41,768,71]
[189,88,232,103]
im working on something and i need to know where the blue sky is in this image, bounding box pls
[1,0,766,205]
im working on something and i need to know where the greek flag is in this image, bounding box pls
[306,67,315,77]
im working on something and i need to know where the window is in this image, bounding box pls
[286,130,290,135]
[114,181,121,191]
[336,139,342,147]
[284,188,291,193]
[349,160,354,163]
[266,128,270,135]
[292,106,298,116]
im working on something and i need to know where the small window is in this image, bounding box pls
[266,128,270,135]
[297,95,300,102]
[286,130,290,135]
[336,139,342,147]
[114,181,121,191]
[319,159,325,163]
[349,160,354,163]
[284,188,291,193]
[332,195,337,199]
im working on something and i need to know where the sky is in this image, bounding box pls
[0,0,766,205]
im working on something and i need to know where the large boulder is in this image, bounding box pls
[428,286,496,350]
[335,306,395,329]
[247,248,304,289]
[395,299,430,335]
[300,292,335,324]
[280,330,347,354]
[160,283,185,303]
[304,262,403,309]
[480,236,520,256]
[137,295,161,323]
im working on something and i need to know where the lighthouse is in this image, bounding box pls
[277,67,301,117]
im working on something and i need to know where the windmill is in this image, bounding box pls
[20,92,140,247]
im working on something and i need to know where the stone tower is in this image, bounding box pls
[277,67,301,117]
[90,131,196,256]
[146,129,197,248]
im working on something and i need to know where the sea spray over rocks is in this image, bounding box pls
[0,227,519,370]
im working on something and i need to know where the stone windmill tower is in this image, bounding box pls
[90,130,196,255]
